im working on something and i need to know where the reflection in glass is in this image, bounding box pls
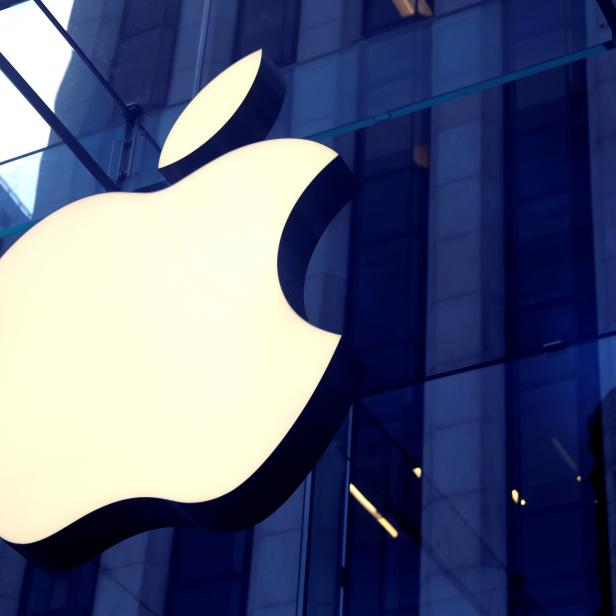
[234,0,301,67]
[0,73,51,164]
[365,0,433,33]
[165,529,252,616]
[0,151,41,222]
[0,142,103,246]
[1,1,616,614]
[0,0,126,178]
[508,343,604,613]
[345,403,422,615]
[0,1,74,162]
[18,557,98,616]
[269,0,612,142]
[349,482,400,538]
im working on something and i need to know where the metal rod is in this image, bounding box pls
[134,119,162,153]
[0,142,59,167]
[0,51,118,191]
[32,0,128,112]
[32,0,161,153]
[192,0,212,96]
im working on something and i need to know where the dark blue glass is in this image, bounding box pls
[164,529,252,616]
[17,559,98,616]
[234,0,301,66]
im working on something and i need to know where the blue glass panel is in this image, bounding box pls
[0,0,125,181]
[165,529,252,616]
[140,0,614,159]
[234,0,301,66]
[0,71,53,163]
[18,558,98,616]
[0,141,104,241]
[269,0,612,141]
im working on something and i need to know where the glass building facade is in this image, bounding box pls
[1,0,616,614]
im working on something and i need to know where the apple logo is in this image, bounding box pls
[0,50,360,570]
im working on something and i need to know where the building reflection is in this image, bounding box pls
[1,0,616,614]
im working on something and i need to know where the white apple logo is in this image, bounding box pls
[0,50,358,569]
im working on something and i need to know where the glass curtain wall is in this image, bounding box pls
[1,0,616,615]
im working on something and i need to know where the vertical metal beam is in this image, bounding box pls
[0,51,118,191]
[192,0,212,95]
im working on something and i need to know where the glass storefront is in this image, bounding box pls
[2,0,616,614]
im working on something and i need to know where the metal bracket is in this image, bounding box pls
[115,103,143,186]
[0,51,118,191]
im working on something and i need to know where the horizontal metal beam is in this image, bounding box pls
[0,50,118,191]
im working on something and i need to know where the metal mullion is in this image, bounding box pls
[0,51,118,191]
[0,142,55,167]
[32,0,161,153]
[31,0,127,113]
[192,0,212,96]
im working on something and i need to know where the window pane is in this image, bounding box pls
[235,0,300,66]
[0,0,126,178]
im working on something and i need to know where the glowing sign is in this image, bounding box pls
[0,50,358,569]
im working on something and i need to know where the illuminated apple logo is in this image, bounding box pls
[0,50,359,569]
